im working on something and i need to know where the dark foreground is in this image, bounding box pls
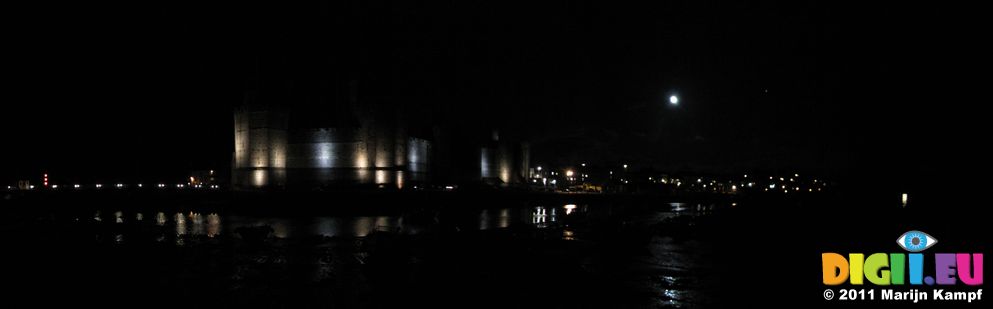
[1,191,987,308]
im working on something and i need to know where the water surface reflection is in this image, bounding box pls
[37,201,729,308]
[83,202,721,241]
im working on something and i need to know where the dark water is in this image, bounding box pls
[4,201,723,308]
[5,194,987,309]
[83,203,714,239]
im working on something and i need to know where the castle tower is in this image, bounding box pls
[232,92,289,189]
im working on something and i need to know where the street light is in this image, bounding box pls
[669,95,679,105]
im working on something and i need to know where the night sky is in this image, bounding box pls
[4,1,988,191]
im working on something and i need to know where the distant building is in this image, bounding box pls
[479,130,530,186]
[232,85,432,190]
[230,63,530,190]
[189,170,219,187]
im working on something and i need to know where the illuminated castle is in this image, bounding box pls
[232,80,431,189]
[231,73,529,190]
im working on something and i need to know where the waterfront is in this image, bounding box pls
[4,197,725,308]
[2,190,987,309]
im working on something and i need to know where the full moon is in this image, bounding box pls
[669,95,679,105]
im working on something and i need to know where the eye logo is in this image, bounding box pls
[896,230,937,252]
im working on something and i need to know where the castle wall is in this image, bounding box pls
[234,106,435,189]
[233,106,288,189]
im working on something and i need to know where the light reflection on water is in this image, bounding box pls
[564,204,577,215]
[73,202,718,306]
[207,213,221,236]
[156,212,167,226]
[527,205,565,228]
[668,202,716,215]
[174,212,186,236]
[562,227,575,241]
[85,202,720,241]
[95,211,408,238]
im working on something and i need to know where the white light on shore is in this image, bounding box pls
[901,193,909,207]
